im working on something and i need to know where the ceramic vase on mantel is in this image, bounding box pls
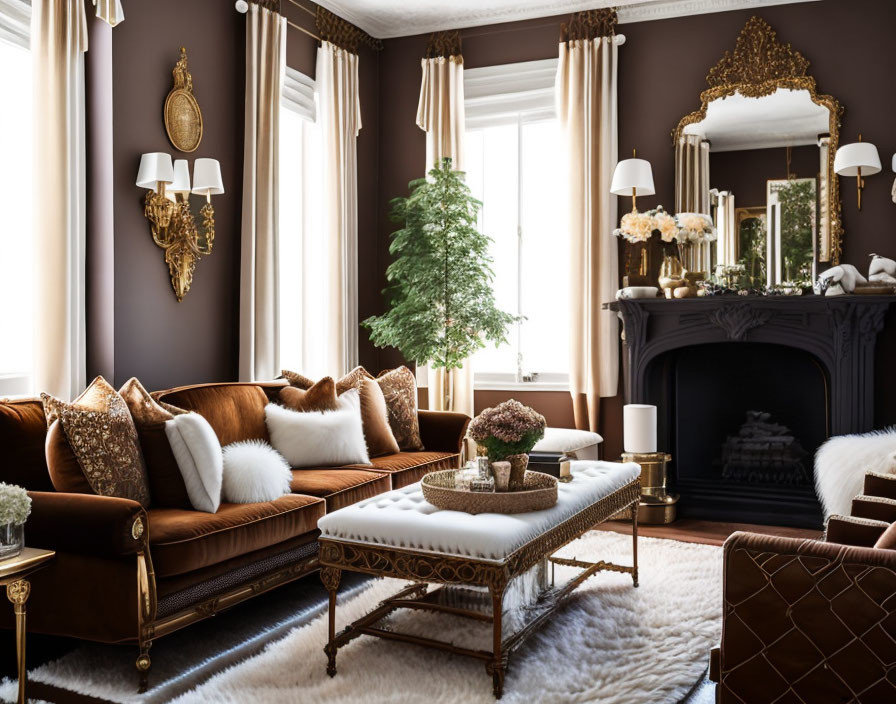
[506,454,529,492]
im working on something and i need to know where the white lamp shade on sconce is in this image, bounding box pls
[610,158,655,197]
[192,158,225,196]
[834,142,881,177]
[891,153,896,173]
[136,152,174,189]
[168,159,192,194]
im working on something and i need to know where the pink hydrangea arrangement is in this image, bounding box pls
[466,399,546,461]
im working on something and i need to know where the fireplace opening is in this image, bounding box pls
[646,342,828,528]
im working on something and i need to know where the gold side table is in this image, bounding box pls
[621,452,679,524]
[0,548,55,704]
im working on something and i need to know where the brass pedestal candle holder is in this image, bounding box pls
[621,452,679,524]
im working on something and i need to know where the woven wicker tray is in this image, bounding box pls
[421,469,558,514]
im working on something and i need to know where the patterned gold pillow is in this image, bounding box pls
[375,366,424,451]
[336,366,374,395]
[119,376,187,424]
[42,376,151,507]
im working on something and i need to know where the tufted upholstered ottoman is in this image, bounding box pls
[317,461,641,698]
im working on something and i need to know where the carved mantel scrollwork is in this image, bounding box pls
[609,297,892,437]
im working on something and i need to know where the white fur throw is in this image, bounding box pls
[265,389,370,468]
[222,440,292,503]
[814,429,896,518]
[165,413,223,513]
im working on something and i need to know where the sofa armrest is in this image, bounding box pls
[417,410,470,455]
[26,491,146,558]
[719,531,896,702]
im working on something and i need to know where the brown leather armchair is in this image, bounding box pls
[713,472,896,703]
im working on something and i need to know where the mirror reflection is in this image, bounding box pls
[677,87,829,287]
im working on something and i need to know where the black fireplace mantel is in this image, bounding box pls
[607,295,893,437]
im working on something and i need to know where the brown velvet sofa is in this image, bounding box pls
[0,381,468,690]
[711,471,896,703]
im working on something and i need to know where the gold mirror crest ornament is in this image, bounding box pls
[673,16,844,263]
[164,48,203,153]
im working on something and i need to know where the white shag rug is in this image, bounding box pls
[1,532,722,704]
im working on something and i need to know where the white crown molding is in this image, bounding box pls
[313,0,819,40]
[617,0,818,24]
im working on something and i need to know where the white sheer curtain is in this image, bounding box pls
[416,53,474,418]
[316,40,361,378]
[32,0,88,400]
[714,190,736,266]
[239,2,285,381]
[556,35,619,432]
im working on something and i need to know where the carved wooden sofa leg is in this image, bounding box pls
[136,640,152,693]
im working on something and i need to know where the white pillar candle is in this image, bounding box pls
[623,404,657,453]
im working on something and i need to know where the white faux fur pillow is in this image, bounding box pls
[266,389,370,468]
[165,413,223,513]
[815,429,896,518]
[222,440,292,503]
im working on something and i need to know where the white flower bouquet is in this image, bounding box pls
[614,205,679,244]
[0,483,31,526]
[675,212,717,245]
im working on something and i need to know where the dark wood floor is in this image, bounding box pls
[596,517,820,546]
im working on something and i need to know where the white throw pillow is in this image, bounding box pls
[164,413,223,513]
[266,389,370,468]
[222,440,292,503]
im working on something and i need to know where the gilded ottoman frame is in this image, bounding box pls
[319,478,640,698]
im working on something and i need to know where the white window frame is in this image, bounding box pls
[0,0,31,397]
[465,58,568,392]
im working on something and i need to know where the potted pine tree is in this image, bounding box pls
[363,158,516,410]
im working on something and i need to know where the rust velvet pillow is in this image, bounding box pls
[42,376,151,507]
[375,367,424,451]
[279,377,339,413]
[280,370,315,390]
[357,378,400,457]
[119,377,192,509]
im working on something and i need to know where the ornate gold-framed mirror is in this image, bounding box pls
[673,16,844,282]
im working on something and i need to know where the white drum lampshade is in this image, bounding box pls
[611,158,656,197]
[834,142,881,177]
[834,140,881,210]
[623,404,657,453]
[136,152,174,189]
[192,158,225,197]
[891,152,896,173]
[611,158,655,212]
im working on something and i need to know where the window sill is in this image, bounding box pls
[473,381,569,392]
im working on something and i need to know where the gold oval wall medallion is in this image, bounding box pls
[164,47,203,153]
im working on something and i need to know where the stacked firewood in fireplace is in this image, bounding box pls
[720,411,809,485]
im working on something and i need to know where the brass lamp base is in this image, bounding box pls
[621,452,679,525]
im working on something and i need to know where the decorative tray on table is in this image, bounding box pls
[421,469,558,514]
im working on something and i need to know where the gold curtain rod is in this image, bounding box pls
[286,0,316,19]
[287,18,320,41]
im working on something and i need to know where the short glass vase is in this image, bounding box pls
[0,523,24,561]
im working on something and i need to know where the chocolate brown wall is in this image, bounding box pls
[111,0,245,391]
[372,0,896,452]
[104,1,379,390]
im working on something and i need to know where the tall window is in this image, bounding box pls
[278,67,326,377]
[464,59,569,388]
[0,0,32,396]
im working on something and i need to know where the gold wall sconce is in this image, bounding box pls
[834,134,881,210]
[136,153,224,301]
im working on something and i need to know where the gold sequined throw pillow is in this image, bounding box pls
[375,366,424,451]
[42,376,151,507]
[335,366,374,395]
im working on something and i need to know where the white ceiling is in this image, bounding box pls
[683,88,830,151]
[314,0,818,40]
